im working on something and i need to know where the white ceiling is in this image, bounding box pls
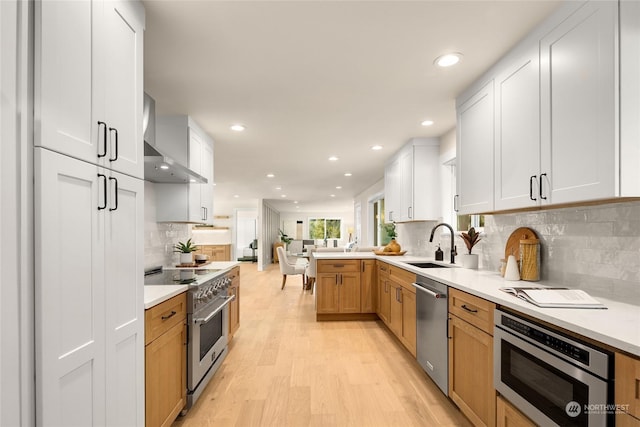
[143,0,560,213]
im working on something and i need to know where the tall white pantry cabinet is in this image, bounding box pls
[34,0,145,426]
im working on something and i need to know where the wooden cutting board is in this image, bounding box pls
[504,227,538,260]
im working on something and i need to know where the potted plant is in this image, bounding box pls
[459,227,481,269]
[174,238,198,265]
[279,229,293,246]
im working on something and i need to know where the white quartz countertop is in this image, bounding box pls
[144,285,188,309]
[314,252,640,356]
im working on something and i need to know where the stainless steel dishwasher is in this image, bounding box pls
[412,275,448,395]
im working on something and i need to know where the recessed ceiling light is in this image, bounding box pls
[371,145,383,151]
[293,201,298,204]
[336,186,342,190]
[160,164,169,170]
[434,52,463,67]
[233,194,239,198]
[421,120,434,127]
[230,124,245,132]
[344,172,352,177]
[281,194,287,198]
[328,156,339,161]
[275,186,282,190]
[330,194,336,198]
[266,173,275,178]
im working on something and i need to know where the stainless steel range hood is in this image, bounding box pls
[144,143,208,184]
[143,93,207,184]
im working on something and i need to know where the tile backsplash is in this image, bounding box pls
[398,200,640,304]
[144,182,191,268]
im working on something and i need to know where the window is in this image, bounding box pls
[308,218,342,240]
[446,160,484,232]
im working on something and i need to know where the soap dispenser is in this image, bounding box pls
[435,244,444,261]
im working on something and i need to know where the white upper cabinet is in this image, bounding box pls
[384,155,401,222]
[36,0,144,179]
[155,116,215,224]
[384,138,441,222]
[540,1,617,205]
[494,44,541,211]
[456,81,495,215]
[457,0,640,214]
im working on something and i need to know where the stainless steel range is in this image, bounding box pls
[144,266,235,409]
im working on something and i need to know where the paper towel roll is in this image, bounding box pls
[504,255,521,281]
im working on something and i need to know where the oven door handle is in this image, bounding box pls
[194,295,235,324]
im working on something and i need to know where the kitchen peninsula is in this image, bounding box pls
[314,251,639,356]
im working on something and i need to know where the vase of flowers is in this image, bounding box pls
[382,222,401,253]
[459,227,481,269]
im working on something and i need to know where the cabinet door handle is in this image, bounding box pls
[108,127,118,162]
[408,206,412,219]
[529,175,537,201]
[461,304,478,313]
[453,195,459,212]
[97,121,107,158]
[108,177,118,211]
[389,211,394,221]
[97,174,107,210]
[539,173,548,200]
[161,311,177,320]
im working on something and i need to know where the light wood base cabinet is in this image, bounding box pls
[496,396,536,427]
[228,266,240,339]
[448,289,496,427]
[145,293,187,427]
[196,244,231,262]
[616,352,640,424]
[376,262,391,323]
[375,261,416,357]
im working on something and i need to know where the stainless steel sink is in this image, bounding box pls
[406,262,450,268]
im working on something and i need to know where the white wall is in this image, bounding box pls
[1,1,34,424]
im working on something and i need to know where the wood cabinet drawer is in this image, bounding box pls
[389,265,416,293]
[449,288,494,335]
[317,259,359,273]
[616,352,640,418]
[377,261,390,277]
[145,292,187,345]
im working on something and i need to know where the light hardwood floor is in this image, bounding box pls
[173,262,472,427]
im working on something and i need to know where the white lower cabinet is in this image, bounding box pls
[35,148,144,426]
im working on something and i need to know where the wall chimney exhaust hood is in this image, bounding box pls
[143,92,207,184]
[144,143,208,184]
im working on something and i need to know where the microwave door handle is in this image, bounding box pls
[194,295,235,324]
